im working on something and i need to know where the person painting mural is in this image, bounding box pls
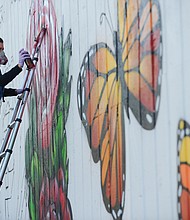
[0,37,31,102]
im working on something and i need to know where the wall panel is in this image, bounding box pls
[0,0,189,219]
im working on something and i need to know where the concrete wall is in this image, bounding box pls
[0,0,189,219]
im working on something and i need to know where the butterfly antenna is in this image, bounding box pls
[100,13,113,34]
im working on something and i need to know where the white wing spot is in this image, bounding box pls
[156,95,160,111]
[178,185,182,197]
[178,172,181,182]
[82,87,85,106]
[82,113,86,121]
[158,70,162,85]
[186,128,190,136]
[77,95,81,109]
[177,158,180,166]
[177,129,181,136]
[117,209,122,217]
[84,55,88,64]
[177,141,181,151]
[180,130,185,139]
[81,65,84,75]
[122,191,125,207]
[89,48,94,57]
[146,114,153,124]
[112,210,117,219]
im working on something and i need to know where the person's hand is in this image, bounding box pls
[18,49,31,68]
[16,88,27,95]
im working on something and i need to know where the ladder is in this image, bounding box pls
[0,27,46,186]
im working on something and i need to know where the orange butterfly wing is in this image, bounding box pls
[177,119,190,220]
[77,43,125,219]
[77,0,162,219]
[118,0,162,129]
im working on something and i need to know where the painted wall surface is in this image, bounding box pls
[0,0,189,219]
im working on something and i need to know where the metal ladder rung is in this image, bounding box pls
[0,152,6,159]
[8,121,16,129]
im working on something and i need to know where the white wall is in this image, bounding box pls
[0,0,189,219]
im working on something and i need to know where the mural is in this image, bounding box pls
[25,0,72,219]
[77,0,162,219]
[177,119,190,220]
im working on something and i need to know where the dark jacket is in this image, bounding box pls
[0,65,22,101]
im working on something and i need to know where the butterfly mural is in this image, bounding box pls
[177,119,190,220]
[77,0,162,219]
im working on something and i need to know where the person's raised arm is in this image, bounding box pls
[0,49,31,86]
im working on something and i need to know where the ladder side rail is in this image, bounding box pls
[0,85,31,181]
[0,39,41,154]
[0,28,46,154]
[0,28,46,186]
[0,96,23,154]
